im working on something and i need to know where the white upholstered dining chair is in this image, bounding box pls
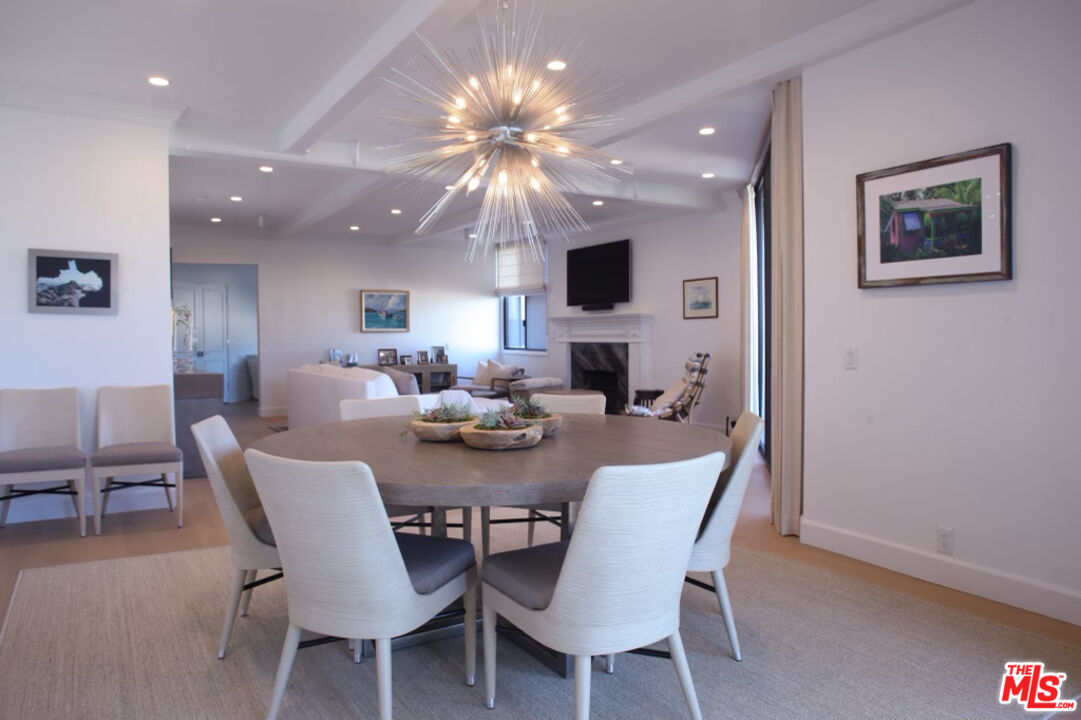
[190,415,281,659]
[90,385,182,534]
[244,449,477,720]
[686,410,763,661]
[0,387,87,536]
[481,450,726,720]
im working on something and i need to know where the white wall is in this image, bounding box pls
[509,205,744,429]
[801,0,1081,624]
[171,262,259,403]
[0,105,173,523]
[170,228,500,415]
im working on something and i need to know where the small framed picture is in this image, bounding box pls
[431,346,445,362]
[29,249,118,315]
[399,354,412,365]
[683,277,718,319]
[329,348,344,364]
[416,350,429,364]
[377,348,398,366]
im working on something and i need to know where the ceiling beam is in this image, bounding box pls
[276,0,487,154]
[272,172,387,238]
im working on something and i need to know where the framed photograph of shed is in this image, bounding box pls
[682,277,718,319]
[360,290,409,332]
[857,143,1011,288]
[28,249,118,314]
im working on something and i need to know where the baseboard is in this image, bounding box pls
[259,405,286,418]
[800,518,1081,626]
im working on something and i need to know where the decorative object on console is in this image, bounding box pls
[28,249,117,315]
[377,348,398,366]
[416,350,429,364]
[172,303,195,373]
[360,290,409,332]
[683,276,718,319]
[432,346,446,363]
[399,354,412,365]
[857,143,1011,288]
[384,0,630,261]
[329,348,344,364]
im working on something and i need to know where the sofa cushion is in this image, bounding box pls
[482,540,568,610]
[0,445,86,473]
[380,366,420,395]
[92,442,182,467]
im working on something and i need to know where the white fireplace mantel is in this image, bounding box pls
[548,314,653,391]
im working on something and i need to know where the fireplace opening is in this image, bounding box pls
[570,342,629,415]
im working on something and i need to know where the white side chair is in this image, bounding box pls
[686,411,764,661]
[482,450,726,720]
[0,387,87,537]
[190,416,281,659]
[480,392,606,555]
[90,385,182,535]
[244,449,477,720]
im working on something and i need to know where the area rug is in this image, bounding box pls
[0,543,1077,720]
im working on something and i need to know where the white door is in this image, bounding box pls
[173,282,229,401]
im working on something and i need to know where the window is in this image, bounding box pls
[496,243,547,351]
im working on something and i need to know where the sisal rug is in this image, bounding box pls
[0,542,1078,720]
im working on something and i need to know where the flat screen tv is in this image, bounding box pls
[567,239,631,309]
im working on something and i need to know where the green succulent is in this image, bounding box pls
[415,402,474,423]
[475,407,530,430]
[512,395,550,419]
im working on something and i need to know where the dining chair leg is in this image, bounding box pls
[67,479,80,515]
[574,654,591,720]
[481,507,491,558]
[667,631,702,720]
[266,622,302,720]
[176,469,184,528]
[605,653,615,674]
[162,473,174,512]
[75,475,86,538]
[0,483,10,527]
[100,477,113,517]
[218,567,247,659]
[711,569,741,661]
[91,472,102,536]
[463,582,477,685]
[483,602,497,708]
[348,638,363,663]
[375,637,393,720]
[239,569,257,616]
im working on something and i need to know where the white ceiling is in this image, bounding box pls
[0,0,971,245]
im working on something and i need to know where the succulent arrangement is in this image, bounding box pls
[474,407,530,431]
[415,402,474,423]
[511,395,551,419]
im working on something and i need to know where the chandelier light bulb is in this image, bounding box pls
[530,178,541,190]
[454,96,467,109]
[468,177,481,192]
[525,133,537,143]
[498,169,508,186]
[546,60,566,71]
[469,76,480,89]
[447,115,461,124]
[610,158,623,165]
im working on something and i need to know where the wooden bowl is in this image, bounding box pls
[523,413,563,437]
[460,423,543,450]
[410,418,474,442]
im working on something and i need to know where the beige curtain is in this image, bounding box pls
[769,77,804,536]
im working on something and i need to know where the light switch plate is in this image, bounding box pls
[844,345,858,370]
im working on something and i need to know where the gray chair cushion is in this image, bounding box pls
[396,532,476,595]
[91,442,182,467]
[380,366,421,395]
[241,506,277,546]
[482,540,568,610]
[0,445,86,473]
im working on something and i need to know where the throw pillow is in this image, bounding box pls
[474,360,492,386]
[487,359,521,379]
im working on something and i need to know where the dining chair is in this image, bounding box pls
[90,385,182,535]
[686,410,763,661]
[0,387,87,536]
[190,415,281,659]
[479,392,606,556]
[482,450,726,720]
[244,449,477,720]
[337,396,472,542]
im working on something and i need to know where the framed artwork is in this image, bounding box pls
[416,350,429,364]
[857,143,1011,288]
[377,348,398,366]
[360,290,409,332]
[28,249,118,315]
[399,354,412,365]
[682,277,718,319]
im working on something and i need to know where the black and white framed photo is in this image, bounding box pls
[28,249,118,314]
[416,350,429,364]
[377,348,398,366]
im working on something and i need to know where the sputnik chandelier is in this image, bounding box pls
[385,0,629,261]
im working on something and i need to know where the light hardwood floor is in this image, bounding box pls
[1,401,1077,649]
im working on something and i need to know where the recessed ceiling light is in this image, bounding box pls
[210,217,222,223]
[390,208,402,215]
[609,159,623,166]
[147,76,170,87]
[229,195,243,202]
[258,165,274,173]
[592,200,604,206]
[546,60,567,71]
[701,172,715,179]
[698,126,715,136]
[349,225,360,232]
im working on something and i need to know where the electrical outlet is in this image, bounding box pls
[936,527,954,555]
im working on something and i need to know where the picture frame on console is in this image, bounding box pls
[416,350,429,364]
[857,143,1011,288]
[399,354,412,365]
[377,348,398,366]
[28,249,118,315]
[360,289,410,332]
[682,276,718,319]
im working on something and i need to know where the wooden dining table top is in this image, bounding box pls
[249,414,731,508]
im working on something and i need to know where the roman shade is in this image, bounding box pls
[495,243,546,296]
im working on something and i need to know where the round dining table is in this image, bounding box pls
[249,413,731,509]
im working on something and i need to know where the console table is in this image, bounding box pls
[362,363,457,394]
